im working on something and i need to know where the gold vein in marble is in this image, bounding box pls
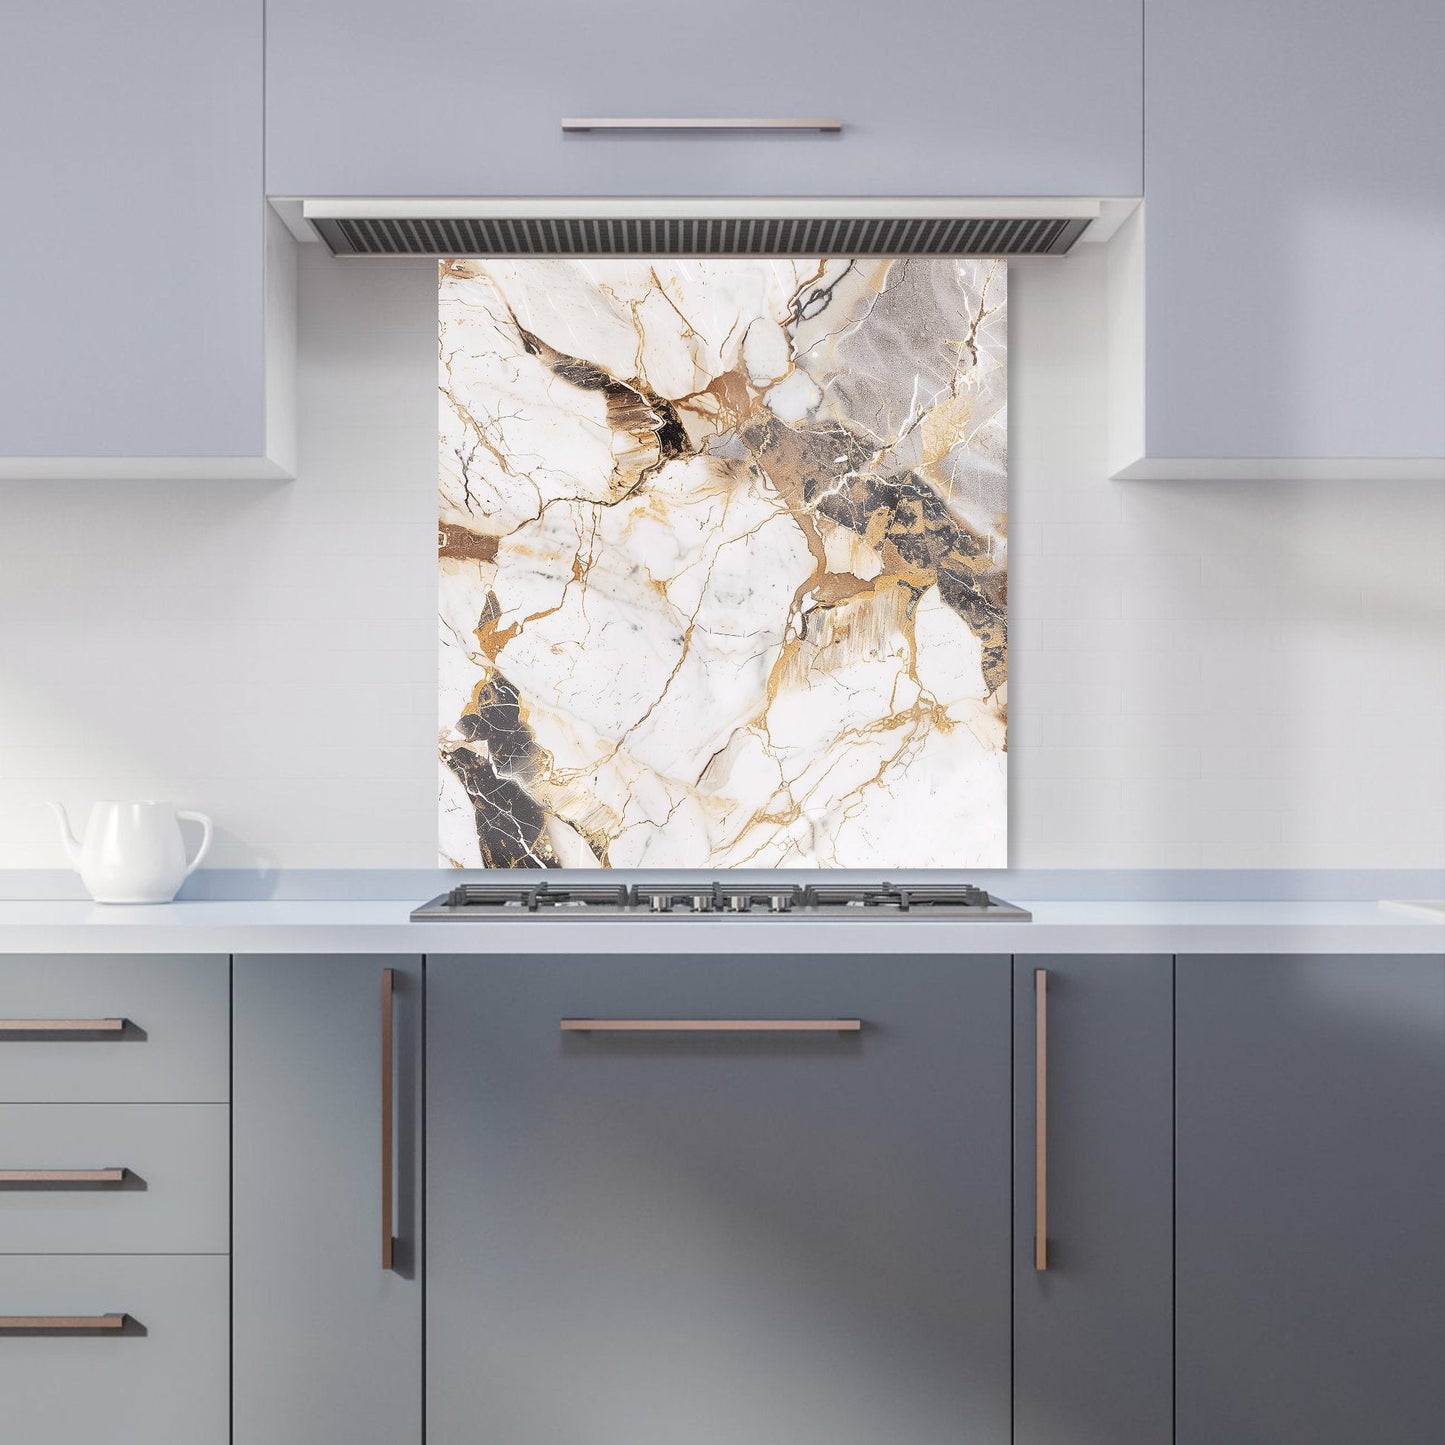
[438,258,1007,869]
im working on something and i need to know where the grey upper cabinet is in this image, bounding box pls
[1112,1,1445,479]
[233,955,423,1445]
[0,1,293,480]
[427,952,1013,1445]
[265,1,1142,198]
[1012,956,1173,1445]
[1176,953,1445,1445]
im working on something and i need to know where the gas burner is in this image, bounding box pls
[634,885,802,915]
[635,889,707,914]
[707,883,802,915]
[413,880,1027,921]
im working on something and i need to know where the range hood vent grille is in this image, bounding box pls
[312,212,1091,258]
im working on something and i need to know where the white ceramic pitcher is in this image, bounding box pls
[49,801,213,904]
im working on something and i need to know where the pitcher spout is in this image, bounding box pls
[47,801,82,865]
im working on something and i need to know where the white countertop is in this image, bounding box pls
[0,898,1440,955]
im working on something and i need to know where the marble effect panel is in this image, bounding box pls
[438,258,1007,868]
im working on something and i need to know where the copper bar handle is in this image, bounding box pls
[1034,968,1049,1271]
[0,1018,127,1035]
[562,117,842,134]
[560,1019,862,1033]
[0,1314,128,1331]
[0,1168,128,1185]
[380,968,396,1272]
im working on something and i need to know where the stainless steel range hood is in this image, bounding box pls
[300,197,1101,258]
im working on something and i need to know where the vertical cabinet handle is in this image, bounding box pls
[1034,968,1049,1271]
[380,968,396,1272]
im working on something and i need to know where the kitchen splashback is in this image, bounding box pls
[437,258,1007,868]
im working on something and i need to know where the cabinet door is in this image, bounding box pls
[1129,1,1445,476]
[1176,953,1445,1444]
[0,0,290,478]
[428,953,1012,1445]
[267,1,1141,198]
[1012,956,1172,1445]
[233,955,422,1445]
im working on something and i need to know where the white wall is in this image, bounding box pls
[1,243,1441,870]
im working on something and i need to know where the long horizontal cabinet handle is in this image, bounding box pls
[560,1019,863,1033]
[0,1314,129,1332]
[562,117,842,134]
[0,1169,129,1186]
[0,1018,128,1036]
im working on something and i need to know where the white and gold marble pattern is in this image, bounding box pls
[438,258,1007,868]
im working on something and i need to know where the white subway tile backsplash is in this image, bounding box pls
[1012,745,1201,781]
[1011,478,1124,524]
[1014,574,1124,621]
[0,246,1439,869]
[1034,520,1136,556]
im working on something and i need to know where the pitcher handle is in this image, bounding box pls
[177,811,213,876]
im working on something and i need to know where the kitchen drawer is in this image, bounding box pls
[0,1104,228,1254]
[0,1254,227,1445]
[0,955,227,1103]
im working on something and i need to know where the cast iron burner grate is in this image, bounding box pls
[803,882,994,911]
[443,881,631,911]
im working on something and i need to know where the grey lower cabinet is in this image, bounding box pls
[232,955,423,1445]
[0,952,230,1442]
[427,952,1013,1445]
[1176,952,1445,1445]
[1012,955,1173,1445]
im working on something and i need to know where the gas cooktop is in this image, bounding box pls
[411,881,1030,921]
